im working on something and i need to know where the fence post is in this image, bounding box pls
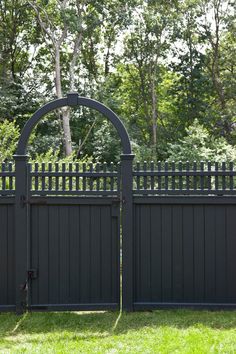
[121,153,134,311]
[14,154,29,314]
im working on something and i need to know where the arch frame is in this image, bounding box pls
[16,93,132,156]
[13,93,134,313]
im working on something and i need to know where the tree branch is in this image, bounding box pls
[69,32,83,91]
[28,1,56,44]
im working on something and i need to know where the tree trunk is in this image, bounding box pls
[151,79,157,147]
[61,107,73,156]
[55,44,72,156]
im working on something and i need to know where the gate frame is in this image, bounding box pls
[14,92,134,313]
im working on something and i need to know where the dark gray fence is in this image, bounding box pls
[132,162,236,310]
[1,94,236,313]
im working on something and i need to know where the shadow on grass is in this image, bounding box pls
[1,309,236,340]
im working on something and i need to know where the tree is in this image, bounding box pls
[168,119,236,162]
[0,1,40,124]
[0,120,20,162]
[169,0,211,129]
[122,2,175,151]
[28,0,136,158]
[199,0,236,136]
[0,0,235,164]
[28,0,86,155]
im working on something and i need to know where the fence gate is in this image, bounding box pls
[11,93,133,313]
[28,193,120,311]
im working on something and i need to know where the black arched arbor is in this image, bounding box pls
[16,93,132,156]
[14,93,134,313]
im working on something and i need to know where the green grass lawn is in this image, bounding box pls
[1,310,236,353]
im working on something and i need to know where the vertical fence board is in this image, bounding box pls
[38,206,49,304]
[79,205,90,302]
[111,205,119,303]
[134,204,141,302]
[0,206,7,305]
[172,206,183,301]
[48,206,60,304]
[183,206,194,302]
[161,205,172,301]
[59,206,69,303]
[7,205,15,305]
[150,205,162,302]
[215,206,227,302]
[69,206,80,303]
[204,206,216,302]
[90,206,101,302]
[30,206,39,305]
[226,206,236,302]
[100,206,112,302]
[193,205,205,302]
[139,205,151,301]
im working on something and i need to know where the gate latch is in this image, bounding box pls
[27,269,38,280]
[20,195,27,208]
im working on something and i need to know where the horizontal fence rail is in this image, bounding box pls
[29,162,120,196]
[0,163,15,196]
[133,161,236,195]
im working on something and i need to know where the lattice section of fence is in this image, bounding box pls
[0,163,15,195]
[3,161,236,197]
[29,162,120,196]
[133,161,236,195]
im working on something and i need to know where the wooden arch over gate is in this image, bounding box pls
[16,92,132,156]
[14,93,134,313]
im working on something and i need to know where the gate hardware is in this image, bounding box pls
[27,269,38,279]
[31,197,47,205]
[119,192,126,205]
[20,195,27,208]
[20,196,47,207]
[19,269,38,312]
[20,269,38,292]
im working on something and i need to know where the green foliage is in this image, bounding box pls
[92,120,121,163]
[0,120,20,162]
[168,119,236,162]
[0,0,235,163]
[29,147,91,165]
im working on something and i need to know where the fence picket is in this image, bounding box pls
[143,161,147,190]
[1,163,5,190]
[230,162,233,190]
[222,162,226,190]
[208,162,211,191]
[171,162,175,190]
[193,161,197,191]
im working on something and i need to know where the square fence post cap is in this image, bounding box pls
[67,92,79,106]
[120,154,135,160]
